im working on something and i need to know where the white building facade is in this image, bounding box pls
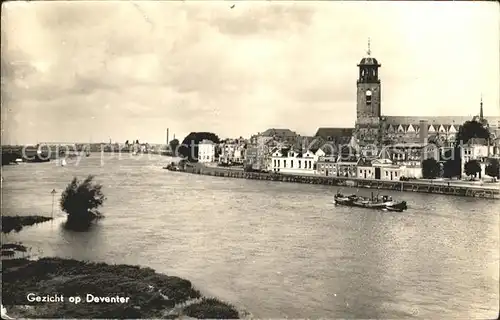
[220,141,246,164]
[271,148,324,174]
[371,159,404,181]
[198,140,215,163]
[357,166,375,179]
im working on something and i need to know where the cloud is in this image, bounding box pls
[208,2,314,36]
[1,1,498,144]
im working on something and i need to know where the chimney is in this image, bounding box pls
[419,120,429,161]
[419,120,428,145]
[166,128,169,145]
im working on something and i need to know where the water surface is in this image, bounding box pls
[1,154,498,318]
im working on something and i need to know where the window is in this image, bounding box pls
[284,160,287,168]
[274,159,276,167]
[299,160,301,168]
[386,171,388,177]
[395,172,398,177]
[278,160,280,167]
[291,160,294,168]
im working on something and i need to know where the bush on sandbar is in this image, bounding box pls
[60,175,106,231]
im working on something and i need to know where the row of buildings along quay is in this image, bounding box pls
[198,45,500,182]
[4,44,499,182]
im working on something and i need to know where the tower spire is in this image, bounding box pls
[367,37,371,56]
[480,93,484,120]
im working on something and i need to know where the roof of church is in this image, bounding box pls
[314,127,354,139]
[382,116,500,126]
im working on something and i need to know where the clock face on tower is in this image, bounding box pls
[366,89,372,97]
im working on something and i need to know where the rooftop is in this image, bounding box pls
[199,139,214,145]
[358,57,380,66]
[260,128,297,138]
[314,128,354,140]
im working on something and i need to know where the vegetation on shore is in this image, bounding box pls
[485,158,499,180]
[422,158,440,179]
[1,206,242,318]
[441,119,492,179]
[60,175,106,231]
[1,215,53,233]
[2,257,240,319]
[464,159,482,180]
[178,132,220,162]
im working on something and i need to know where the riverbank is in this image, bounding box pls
[169,164,500,199]
[2,215,53,233]
[2,258,241,319]
[1,216,244,319]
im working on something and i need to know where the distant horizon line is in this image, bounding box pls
[4,112,500,146]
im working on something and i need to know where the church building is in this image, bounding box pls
[352,40,500,147]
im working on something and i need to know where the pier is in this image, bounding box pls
[171,164,500,199]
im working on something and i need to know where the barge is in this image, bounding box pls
[334,191,408,212]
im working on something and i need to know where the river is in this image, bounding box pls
[1,153,498,319]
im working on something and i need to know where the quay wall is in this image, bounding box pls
[173,165,500,200]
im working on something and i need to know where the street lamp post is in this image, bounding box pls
[51,189,56,219]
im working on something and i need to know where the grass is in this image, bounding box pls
[2,257,241,319]
[1,214,241,318]
[184,297,240,319]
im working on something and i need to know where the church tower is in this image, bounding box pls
[354,39,383,148]
[356,38,381,119]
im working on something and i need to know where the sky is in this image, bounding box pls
[1,1,499,145]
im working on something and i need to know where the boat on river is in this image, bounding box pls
[334,191,408,212]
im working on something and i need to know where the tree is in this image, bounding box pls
[456,120,491,145]
[485,158,499,179]
[464,160,481,180]
[422,158,440,179]
[60,175,106,231]
[442,147,462,179]
[178,132,220,162]
[168,139,180,155]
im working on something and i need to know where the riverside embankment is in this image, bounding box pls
[2,257,242,319]
[172,164,500,199]
[1,217,244,319]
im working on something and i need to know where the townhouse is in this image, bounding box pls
[460,138,496,178]
[198,140,216,163]
[271,147,325,175]
[219,139,246,164]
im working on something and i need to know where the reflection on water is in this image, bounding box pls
[1,154,499,319]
